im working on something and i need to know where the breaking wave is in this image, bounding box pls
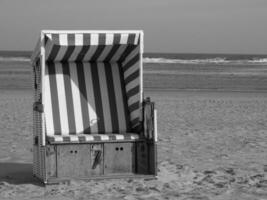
[143,57,267,65]
[1,55,267,65]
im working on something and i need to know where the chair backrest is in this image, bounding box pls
[34,31,143,136]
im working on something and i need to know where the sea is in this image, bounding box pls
[0,51,267,91]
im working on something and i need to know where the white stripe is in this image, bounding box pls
[111,63,127,132]
[106,33,114,45]
[59,34,68,45]
[97,63,112,132]
[41,32,46,146]
[115,134,124,140]
[69,135,79,142]
[44,65,54,136]
[55,34,68,61]
[124,62,139,81]
[53,135,64,142]
[134,34,140,45]
[91,33,99,45]
[85,135,94,141]
[83,63,98,133]
[69,62,84,134]
[154,109,158,142]
[55,63,69,135]
[125,77,139,92]
[120,33,129,44]
[100,135,109,141]
[97,33,114,61]
[75,33,83,45]
[68,34,83,61]
[140,32,143,103]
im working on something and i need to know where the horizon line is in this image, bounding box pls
[0,50,266,57]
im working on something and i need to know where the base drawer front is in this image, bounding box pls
[104,143,135,174]
[56,144,103,178]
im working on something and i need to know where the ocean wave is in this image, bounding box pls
[143,57,267,65]
[1,55,267,65]
[0,56,30,62]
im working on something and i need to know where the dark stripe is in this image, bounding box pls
[47,34,60,61]
[108,135,116,140]
[76,46,90,61]
[62,34,75,61]
[118,63,131,131]
[124,134,131,140]
[62,62,76,134]
[78,135,86,142]
[113,34,121,44]
[83,33,91,44]
[104,45,120,62]
[76,34,91,61]
[98,34,106,45]
[129,101,139,113]
[67,34,75,45]
[94,135,101,141]
[118,45,137,63]
[104,63,119,132]
[104,34,121,62]
[76,62,91,134]
[47,62,61,135]
[124,69,139,85]
[127,85,139,98]
[131,117,140,128]
[63,136,71,142]
[44,35,49,45]
[123,54,139,72]
[91,63,105,133]
[47,137,55,143]
[127,34,136,45]
[91,34,106,61]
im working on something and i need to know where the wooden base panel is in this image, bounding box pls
[33,141,157,184]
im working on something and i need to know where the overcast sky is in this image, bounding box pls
[0,0,266,54]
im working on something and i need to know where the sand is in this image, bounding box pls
[0,89,267,200]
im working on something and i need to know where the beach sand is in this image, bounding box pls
[0,89,267,200]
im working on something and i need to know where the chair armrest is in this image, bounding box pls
[143,97,158,142]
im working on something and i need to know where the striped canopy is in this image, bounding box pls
[33,31,143,137]
[44,32,140,62]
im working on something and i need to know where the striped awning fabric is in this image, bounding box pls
[42,32,142,136]
[44,32,140,62]
[47,133,141,144]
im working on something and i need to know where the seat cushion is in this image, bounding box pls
[47,133,141,144]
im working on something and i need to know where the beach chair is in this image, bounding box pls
[31,30,157,184]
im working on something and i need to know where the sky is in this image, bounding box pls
[0,0,267,54]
